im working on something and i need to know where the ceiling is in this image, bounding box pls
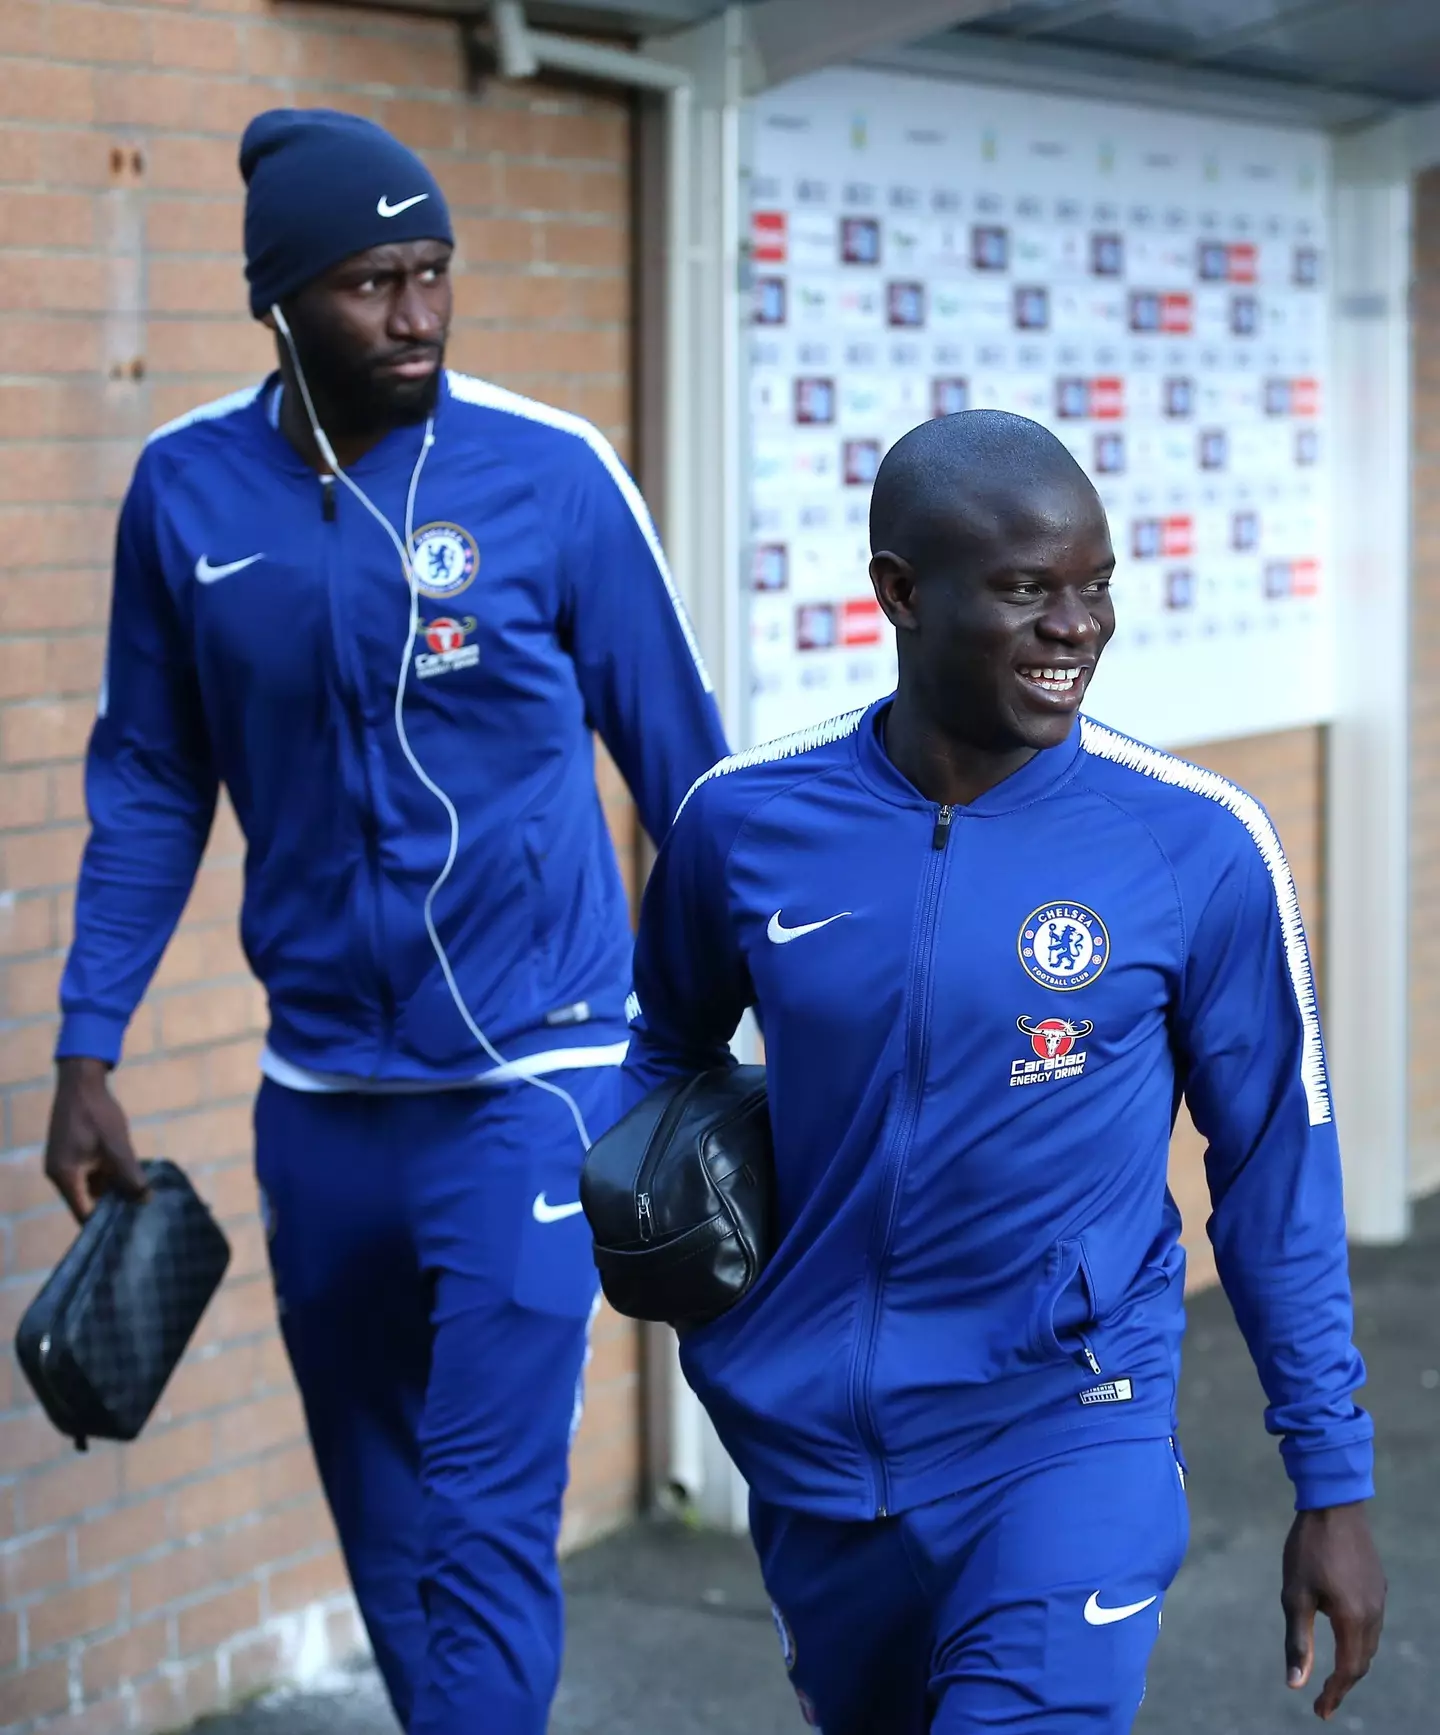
[951,0,1440,106]
[371,0,1440,111]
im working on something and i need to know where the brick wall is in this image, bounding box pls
[0,4,644,1730]
[1412,170,1440,1199]
[1164,726,1326,1292]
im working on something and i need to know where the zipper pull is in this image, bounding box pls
[932,805,954,850]
[321,475,336,522]
[1080,1338,1102,1376]
[637,1192,654,1243]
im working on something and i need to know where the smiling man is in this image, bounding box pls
[43,111,726,1734]
[624,411,1384,1733]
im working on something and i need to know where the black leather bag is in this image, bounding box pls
[15,1160,231,1450]
[580,1066,774,1328]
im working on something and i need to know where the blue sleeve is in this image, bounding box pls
[57,457,219,1064]
[558,436,729,844]
[1177,829,1374,1510]
[621,781,752,1111]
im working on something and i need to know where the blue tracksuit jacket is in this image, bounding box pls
[624,699,1374,1521]
[59,371,728,1082]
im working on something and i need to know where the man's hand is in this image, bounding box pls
[44,1056,148,1223]
[1282,1502,1386,1720]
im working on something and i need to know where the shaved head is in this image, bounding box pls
[870,410,1099,572]
[867,408,1116,787]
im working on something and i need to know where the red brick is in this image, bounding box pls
[0,1,45,57]
[80,1614,171,1696]
[0,1657,69,1720]
[147,256,248,316]
[0,59,94,125]
[120,1417,212,1495]
[226,1626,287,1697]
[204,1035,264,1100]
[4,823,86,891]
[51,760,89,823]
[128,1535,221,1617]
[212,1388,305,1465]
[176,1581,262,1656]
[145,196,245,257]
[0,314,107,376]
[48,634,104,696]
[0,188,96,249]
[541,220,627,273]
[129,1651,220,1729]
[0,1152,55,1214]
[74,1494,170,1573]
[181,862,245,925]
[224,1217,267,1281]
[16,1448,120,1530]
[152,1105,254,1171]
[45,3,150,65]
[265,1544,348,1616]
[0,1606,17,1671]
[9,1205,75,1275]
[27,1574,122,1653]
[169,1460,266,1539]
[195,1273,277,1347]
[217,1501,332,1581]
[0,1017,60,1086]
[155,1341,260,1424]
[0,1528,69,1599]
[1,699,95,765]
[110,1053,207,1120]
[185,1153,258,1220]
[0,765,50,824]
[149,14,243,74]
[46,1692,140,1734]
[156,982,261,1052]
[452,216,537,269]
[171,1444,318,1540]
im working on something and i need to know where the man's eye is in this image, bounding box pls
[1084,578,1114,595]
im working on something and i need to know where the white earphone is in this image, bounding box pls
[271,303,594,1150]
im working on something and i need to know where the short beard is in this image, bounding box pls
[279,306,443,438]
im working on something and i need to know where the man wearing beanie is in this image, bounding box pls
[43,109,728,1734]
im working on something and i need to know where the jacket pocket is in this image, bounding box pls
[1029,1236,1101,1369]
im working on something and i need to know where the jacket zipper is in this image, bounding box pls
[321,479,397,1070]
[849,803,954,1517]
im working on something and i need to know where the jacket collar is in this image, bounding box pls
[251,368,448,480]
[850,695,1084,817]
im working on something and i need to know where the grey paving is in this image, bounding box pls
[192,1194,1440,1733]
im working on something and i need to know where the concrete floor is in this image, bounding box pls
[194,1193,1440,1734]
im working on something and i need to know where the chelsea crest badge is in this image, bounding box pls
[1018,902,1110,992]
[411,521,480,600]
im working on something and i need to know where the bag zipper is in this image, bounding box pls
[632,1075,706,1244]
[36,1332,89,1450]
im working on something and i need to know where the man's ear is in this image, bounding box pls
[870,550,920,634]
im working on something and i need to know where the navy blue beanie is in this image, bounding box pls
[240,109,454,317]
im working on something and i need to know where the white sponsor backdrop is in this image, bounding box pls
[744,67,1334,750]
